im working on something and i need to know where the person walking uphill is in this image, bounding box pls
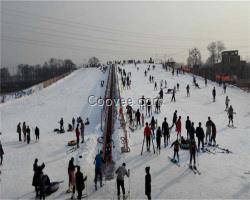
[75,166,87,200]
[145,166,151,200]
[17,122,22,141]
[94,151,104,190]
[115,163,129,200]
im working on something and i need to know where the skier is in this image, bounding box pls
[155,99,160,113]
[205,117,213,145]
[144,123,152,152]
[170,139,180,162]
[75,166,87,200]
[145,166,151,200]
[141,113,145,127]
[22,122,26,142]
[35,126,40,141]
[0,141,4,165]
[67,157,76,196]
[135,109,141,128]
[26,126,31,144]
[58,118,64,133]
[162,117,170,147]
[225,96,230,111]
[80,121,85,143]
[171,87,176,102]
[17,122,22,141]
[185,116,191,139]
[150,117,156,137]
[195,122,205,151]
[186,84,190,97]
[72,117,75,129]
[189,139,198,169]
[94,151,104,190]
[212,87,216,102]
[141,95,145,110]
[75,124,80,148]
[228,105,234,127]
[172,110,177,128]
[210,122,217,146]
[175,116,182,139]
[115,163,129,200]
[156,127,162,154]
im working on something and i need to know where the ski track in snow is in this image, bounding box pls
[0,64,250,199]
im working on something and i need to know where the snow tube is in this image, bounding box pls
[46,182,60,194]
[180,143,189,150]
[68,140,77,146]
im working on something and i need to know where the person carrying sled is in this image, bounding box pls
[144,123,152,152]
[75,166,87,200]
[115,163,129,200]
[17,122,22,141]
[162,117,170,147]
[228,105,234,127]
[94,151,104,190]
[195,122,205,152]
[156,127,162,154]
[170,139,180,163]
[145,166,151,200]
[189,139,198,169]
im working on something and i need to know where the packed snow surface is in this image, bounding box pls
[0,64,249,199]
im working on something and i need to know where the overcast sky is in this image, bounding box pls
[1,1,250,70]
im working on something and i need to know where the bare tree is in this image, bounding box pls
[207,41,225,65]
[187,47,202,67]
[88,56,99,67]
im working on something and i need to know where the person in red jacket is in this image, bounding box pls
[175,116,182,139]
[144,122,152,152]
[76,124,80,148]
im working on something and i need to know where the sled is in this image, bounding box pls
[68,140,77,146]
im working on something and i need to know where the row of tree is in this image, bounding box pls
[1,58,76,94]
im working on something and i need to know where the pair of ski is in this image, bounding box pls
[141,135,155,155]
[189,166,201,175]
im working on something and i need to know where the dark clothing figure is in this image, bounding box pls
[0,142,4,165]
[162,119,170,147]
[156,128,162,154]
[94,152,104,189]
[186,84,190,97]
[196,124,205,151]
[17,123,22,141]
[172,111,177,127]
[212,87,216,102]
[171,140,180,162]
[150,117,156,136]
[75,168,87,200]
[189,124,195,140]
[189,140,197,167]
[32,160,45,197]
[35,127,40,141]
[22,122,26,142]
[115,164,129,198]
[171,87,176,102]
[185,118,191,139]
[26,126,31,144]
[135,109,141,128]
[145,167,151,200]
[59,118,64,132]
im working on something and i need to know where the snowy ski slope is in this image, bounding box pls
[0,64,249,199]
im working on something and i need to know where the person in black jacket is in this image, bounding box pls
[172,110,177,128]
[185,116,191,139]
[189,122,195,140]
[212,87,216,102]
[32,159,45,197]
[26,126,31,144]
[35,126,40,141]
[145,166,151,200]
[75,166,87,200]
[162,118,170,147]
[196,122,205,151]
[156,127,162,154]
[135,109,141,128]
[17,122,22,141]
